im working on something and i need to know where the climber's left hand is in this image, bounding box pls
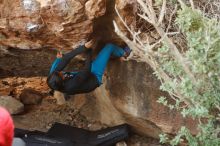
[85,39,96,49]
[56,51,63,58]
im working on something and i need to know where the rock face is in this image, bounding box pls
[85,0,106,20]
[20,88,43,105]
[115,0,136,34]
[0,0,106,50]
[76,60,198,139]
[0,0,135,50]
[91,60,198,138]
[106,61,196,137]
[0,96,24,114]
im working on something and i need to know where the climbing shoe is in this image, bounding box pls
[123,46,132,59]
[49,90,54,96]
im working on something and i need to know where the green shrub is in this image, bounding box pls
[156,5,220,146]
[115,1,220,145]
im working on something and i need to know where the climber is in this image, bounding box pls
[47,40,131,96]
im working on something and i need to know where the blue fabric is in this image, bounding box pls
[49,43,125,85]
[49,58,62,74]
[69,72,78,75]
[49,58,79,75]
[91,43,125,84]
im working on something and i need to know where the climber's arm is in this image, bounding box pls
[49,39,95,74]
[53,45,87,72]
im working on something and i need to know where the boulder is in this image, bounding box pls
[0,96,24,114]
[105,60,198,137]
[85,0,106,20]
[19,88,43,105]
[0,0,136,50]
[0,85,14,96]
[0,33,9,56]
[81,60,197,139]
[0,0,107,50]
[53,90,66,105]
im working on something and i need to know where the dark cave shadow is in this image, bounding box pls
[0,48,85,79]
[0,48,55,78]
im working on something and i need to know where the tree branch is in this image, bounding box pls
[190,0,195,9]
[137,0,155,23]
[157,0,167,26]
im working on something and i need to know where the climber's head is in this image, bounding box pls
[47,71,64,90]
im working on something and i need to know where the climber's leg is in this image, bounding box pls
[91,43,125,84]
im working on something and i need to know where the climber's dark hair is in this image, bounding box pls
[47,71,64,90]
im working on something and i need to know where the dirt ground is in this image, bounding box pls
[12,94,163,145]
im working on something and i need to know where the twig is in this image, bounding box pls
[115,6,145,48]
[190,0,195,10]
[137,0,151,17]
[157,0,167,26]
[147,0,157,23]
[177,0,185,9]
[166,4,178,33]
[155,26,197,85]
[138,13,153,24]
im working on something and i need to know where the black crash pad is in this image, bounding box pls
[14,123,130,146]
